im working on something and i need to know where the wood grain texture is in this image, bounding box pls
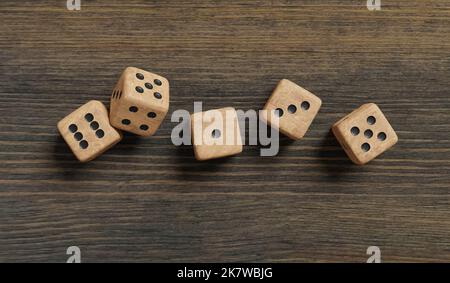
[0,0,449,262]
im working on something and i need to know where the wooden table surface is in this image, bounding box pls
[0,0,449,263]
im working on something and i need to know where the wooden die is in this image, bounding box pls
[332,103,398,165]
[191,107,243,161]
[261,79,322,140]
[110,67,170,137]
[58,100,122,162]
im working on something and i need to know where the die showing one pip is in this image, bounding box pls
[191,107,243,161]
[261,79,322,140]
[57,100,122,162]
[332,103,398,165]
[110,67,170,137]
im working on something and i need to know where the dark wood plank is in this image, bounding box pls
[0,0,449,262]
